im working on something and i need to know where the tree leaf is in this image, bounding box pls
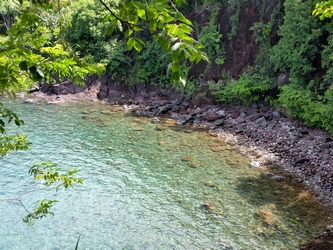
[134,40,142,52]
[127,37,136,50]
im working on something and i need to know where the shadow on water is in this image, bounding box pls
[234,164,333,235]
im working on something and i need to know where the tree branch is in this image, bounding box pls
[169,0,179,13]
[98,0,148,31]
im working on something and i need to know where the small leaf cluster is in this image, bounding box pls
[211,71,271,105]
[277,82,333,134]
[20,161,83,225]
[29,161,83,191]
[270,0,321,80]
[23,199,58,226]
[197,7,224,66]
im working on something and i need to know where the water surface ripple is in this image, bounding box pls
[0,99,331,250]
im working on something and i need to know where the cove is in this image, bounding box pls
[0,99,332,250]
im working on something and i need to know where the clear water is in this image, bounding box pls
[0,99,331,250]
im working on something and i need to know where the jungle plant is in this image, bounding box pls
[198,7,225,66]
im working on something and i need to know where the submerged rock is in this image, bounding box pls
[254,209,275,225]
[200,201,215,212]
[156,125,166,131]
[182,155,193,162]
[132,127,144,131]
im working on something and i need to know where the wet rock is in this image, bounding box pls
[24,99,38,103]
[249,113,262,122]
[255,117,267,127]
[319,143,331,150]
[236,118,246,124]
[212,119,224,126]
[326,137,333,143]
[156,125,166,131]
[247,108,259,115]
[132,127,144,131]
[189,161,199,168]
[299,129,309,135]
[200,201,215,212]
[82,114,95,119]
[295,158,310,164]
[300,229,333,250]
[182,101,190,108]
[157,105,169,114]
[204,181,215,187]
[206,113,223,122]
[231,110,240,119]
[182,155,193,162]
[193,107,202,114]
[271,175,285,181]
[171,99,180,106]
[216,110,226,117]
[254,209,275,225]
[272,111,281,119]
[172,105,180,113]
[176,115,192,125]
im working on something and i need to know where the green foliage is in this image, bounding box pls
[100,0,208,85]
[313,0,333,20]
[29,161,83,191]
[227,0,244,40]
[21,161,83,225]
[250,22,272,45]
[211,71,271,104]
[270,0,321,81]
[23,199,58,226]
[0,134,31,157]
[0,103,31,156]
[129,42,171,85]
[198,8,224,65]
[277,83,333,134]
[0,0,20,31]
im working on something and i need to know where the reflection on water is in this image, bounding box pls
[0,99,332,250]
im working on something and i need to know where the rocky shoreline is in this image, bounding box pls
[22,77,333,248]
[30,78,333,205]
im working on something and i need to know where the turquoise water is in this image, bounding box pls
[0,99,331,250]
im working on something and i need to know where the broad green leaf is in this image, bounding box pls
[36,66,44,78]
[137,9,146,20]
[158,37,170,50]
[175,12,192,25]
[132,1,145,10]
[149,19,158,31]
[134,40,142,52]
[125,29,133,37]
[177,49,185,60]
[179,23,193,34]
[171,52,178,62]
[123,0,131,10]
[102,14,110,23]
[196,54,202,64]
[133,26,143,31]
[127,37,136,50]
[171,62,180,72]
[166,24,179,35]
[163,13,174,23]
[171,42,181,51]
[179,77,186,86]
[135,37,144,45]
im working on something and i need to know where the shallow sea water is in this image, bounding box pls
[0,99,331,250]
